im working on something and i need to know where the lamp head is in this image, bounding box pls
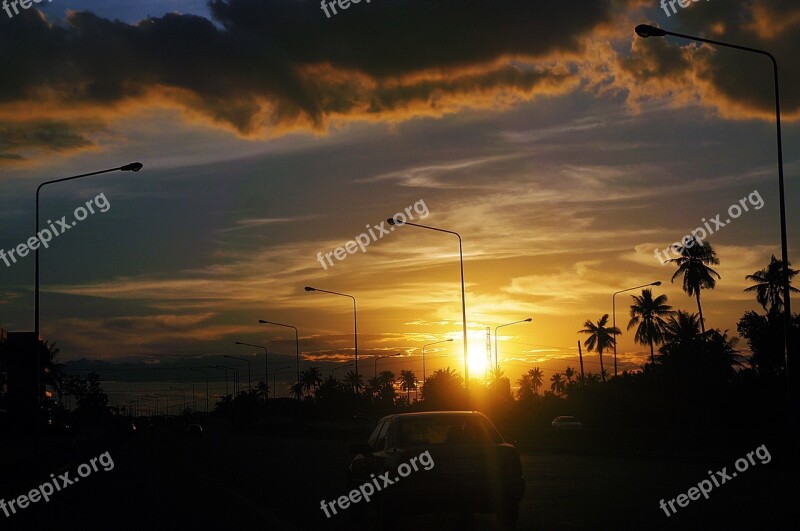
[121,162,144,172]
[304,286,316,292]
[258,320,267,324]
[387,218,397,226]
[635,24,666,38]
[524,318,533,322]
[652,281,662,286]
[447,338,454,342]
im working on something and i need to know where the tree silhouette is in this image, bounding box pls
[550,373,565,395]
[529,367,544,395]
[515,373,533,400]
[744,255,798,315]
[399,370,417,401]
[627,288,674,364]
[343,370,363,394]
[579,315,620,382]
[669,238,720,333]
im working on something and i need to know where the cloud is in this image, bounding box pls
[3,0,797,164]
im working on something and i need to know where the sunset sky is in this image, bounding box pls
[1,0,798,402]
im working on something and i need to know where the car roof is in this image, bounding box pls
[379,411,485,422]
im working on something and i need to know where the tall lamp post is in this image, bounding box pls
[235,341,268,390]
[374,353,402,379]
[169,386,186,414]
[388,218,470,391]
[422,339,453,384]
[635,23,793,406]
[224,354,252,390]
[613,281,661,376]
[190,367,209,413]
[494,318,532,370]
[331,363,354,379]
[217,365,239,395]
[258,320,301,398]
[272,365,292,399]
[34,162,143,397]
[303,288,359,382]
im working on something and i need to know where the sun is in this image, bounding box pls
[467,341,489,378]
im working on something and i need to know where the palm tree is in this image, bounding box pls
[669,238,720,333]
[550,373,565,395]
[662,311,703,346]
[399,370,417,401]
[290,382,304,399]
[301,367,323,394]
[564,366,575,384]
[744,255,799,314]
[578,315,620,382]
[529,367,544,395]
[627,289,674,364]
[515,373,533,399]
[487,367,505,387]
[343,370,363,394]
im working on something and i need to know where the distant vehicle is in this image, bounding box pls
[186,424,204,437]
[551,416,583,430]
[348,411,525,529]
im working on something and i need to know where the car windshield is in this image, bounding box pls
[396,415,503,446]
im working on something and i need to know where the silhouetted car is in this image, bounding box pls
[551,416,583,430]
[186,424,204,437]
[348,411,525,529]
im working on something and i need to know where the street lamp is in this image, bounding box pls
[613,281,661,375]
[235,341,268,391]
[177,380,196,413]
[422,339,453,384]
[169,386,186,414]
[34,162,143,398]
[331,363,354,379]
[635,23,793,402]
[224,354,252,390]
[494,318,532,370]
[190,367,209,413]
[258,320,301,397]
[272,365,291,399]
[374,352,403,380]
[303,288,359,383]
[216,365,239,395]
[388,218,470,391]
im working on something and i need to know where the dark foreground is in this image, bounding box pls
[1,423,797,530]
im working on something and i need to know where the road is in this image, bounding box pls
[1,425,796,530]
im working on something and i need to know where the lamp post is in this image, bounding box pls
[635,23,793,406]
[224,354,252,390]
[494,318,532,370]
[169,386,186,414]
[34,162,143,398]
[388,218,470,391]
[331,363,354,379]
[374,353,402,380]
[258,320,300,398]
[217,365,239,395]
[272,365,291,399]
[190,368,209,413]
[612,281,661,375]
[177,381,196,413]
[422,339,453,384]
[235,341,268,391]
[303,288,359,383]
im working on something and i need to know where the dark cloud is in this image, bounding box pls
[0,0,611,143]
[1,0,797,158]
[0,120,96,160]
[624,0,800,120]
